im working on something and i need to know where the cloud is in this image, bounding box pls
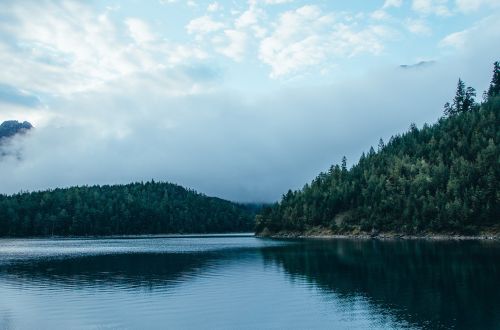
[383,0,403,9]
[439,14,500,55]
[412,0,451,16]
[0,84,42,108]
[207,2,221,12]
[125,18,156,44]
[371,10,391,21]
[406,18,432,35]
[0,1,206,96]
[264,0,294,4]
[2,53,496,202]
[186,15,225,36]
[215,29,248,61]
[258,6,388,77]
[455,0,500,13]
[1,0,499,204]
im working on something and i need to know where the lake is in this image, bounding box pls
[0,235,498,329]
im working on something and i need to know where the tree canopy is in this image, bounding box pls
[0,181,256,237]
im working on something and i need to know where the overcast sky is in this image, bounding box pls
[0,0,499,202]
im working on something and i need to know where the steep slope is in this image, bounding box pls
[256,66,500,236]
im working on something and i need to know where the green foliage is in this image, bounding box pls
[486,61,500,100]
[256,63,500,235]
[0,181,255,237]
[444,78,477,116]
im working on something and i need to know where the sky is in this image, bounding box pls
[0,0,499,202]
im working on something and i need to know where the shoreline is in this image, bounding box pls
[257,227,500,241]
[0,233,255,240]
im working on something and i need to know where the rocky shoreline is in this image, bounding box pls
[257,226,500,241]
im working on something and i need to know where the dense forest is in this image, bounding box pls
[256,62,500,236]
[0,181,256,237]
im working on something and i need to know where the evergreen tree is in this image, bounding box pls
[487,61,500,99]
[378,138,385,151]
[463,86,476,112]
[452,78,466,113]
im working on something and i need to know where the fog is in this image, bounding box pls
[1,25,499,202]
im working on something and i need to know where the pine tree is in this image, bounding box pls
[445,79,476,116]
[487,61,500,99]
[341,156,347,172]
[463,86,476,112]
[378,138,385,151]
[443,102,454,117]
[453,78,466,113]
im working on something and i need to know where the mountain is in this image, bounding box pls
[256,62,500,236]
[0,181,256,237]
[0,120,33,141]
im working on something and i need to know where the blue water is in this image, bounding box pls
[0,236,498,329]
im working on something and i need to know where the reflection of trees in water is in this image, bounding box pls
[0,252,227,289]
[261,239,500,330]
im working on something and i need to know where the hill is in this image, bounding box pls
[0,120,33,141]
[0,181,255,237]
[256,62,500,236]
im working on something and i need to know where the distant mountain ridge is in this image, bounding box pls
[0,120,33,141]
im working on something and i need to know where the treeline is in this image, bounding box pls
[0,181,256,237]
[256,62,500,235]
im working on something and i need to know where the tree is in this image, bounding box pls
[443,102,454,117]
[444,79,476,116]
[341,156,347,173]
[378,138,385,151]
[452,78,466,113]
[487,61,500,99]
[463,86,476,112]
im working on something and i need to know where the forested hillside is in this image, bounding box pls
[256,62,500,236]
[0,181,255,237]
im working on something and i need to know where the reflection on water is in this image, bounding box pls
[0,236,498,329]
[262,239,500,330]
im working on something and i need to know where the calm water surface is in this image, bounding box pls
[0,235,498,329]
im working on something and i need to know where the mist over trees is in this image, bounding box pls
[256,61,500,235]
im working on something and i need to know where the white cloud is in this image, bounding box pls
[440,30,467,49]
[235,3,265,29]
[125,18,156,44]
[264,0,294,4]
[383,0,403,8]
[406,18,432,35]
[0,1,205,96]
[455,0,500,13]
[371,10,391,20]
[439,14,500,57]
[258,6,387,77]
[186,16,225,36]
[412,0,451,16]
[215,29,248,61]
[207,2,221,12]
